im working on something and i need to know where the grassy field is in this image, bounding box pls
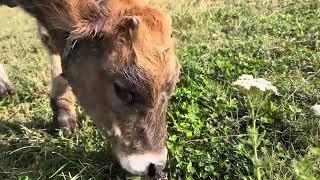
[1,0,320,179]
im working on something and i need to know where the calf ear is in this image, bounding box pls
[127,17,139,30]
[119,16,140,40]
[128,17,139,40]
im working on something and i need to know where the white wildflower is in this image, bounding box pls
[311,104,320,117]
[232,74,279,95]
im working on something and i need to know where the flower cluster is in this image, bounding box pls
[311,104,320,117]
[232,74,279,95]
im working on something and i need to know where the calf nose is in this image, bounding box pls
[116,148,167,175]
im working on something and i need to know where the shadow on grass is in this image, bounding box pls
[0,119,126,179]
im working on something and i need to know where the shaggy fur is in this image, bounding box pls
[0,0,180,175]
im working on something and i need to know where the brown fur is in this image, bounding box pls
[2,0,180,174]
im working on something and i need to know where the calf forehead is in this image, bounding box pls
[133,48,177,94]
[137,58,177,93]
[133,31,175,83]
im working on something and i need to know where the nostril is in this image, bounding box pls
[148,163,156,177]
[147,163,168,179]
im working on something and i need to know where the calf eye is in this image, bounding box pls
[113,82,135,105]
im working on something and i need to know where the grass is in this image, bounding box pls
[1,0,320,179]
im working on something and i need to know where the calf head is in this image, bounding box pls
[62,0,180,175]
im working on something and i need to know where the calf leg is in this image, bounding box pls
[38,24,78,134]
[0,64,15,98]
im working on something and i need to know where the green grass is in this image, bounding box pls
[1,0,320,179]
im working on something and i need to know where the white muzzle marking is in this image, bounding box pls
[116,148,167,175]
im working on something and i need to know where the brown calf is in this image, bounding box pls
[0,0,180,176]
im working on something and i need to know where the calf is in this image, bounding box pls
[0,0,180,176]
